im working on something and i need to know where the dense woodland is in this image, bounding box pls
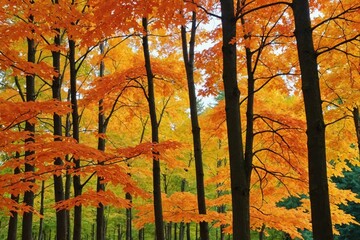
[0,0,359,239]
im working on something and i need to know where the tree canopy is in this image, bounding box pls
[0,0,359,239]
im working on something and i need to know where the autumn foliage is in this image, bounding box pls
[0,0,359,239]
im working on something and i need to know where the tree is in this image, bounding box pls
[219,1,250,239]
[292,0,333,239]
[1,1,359,239]
[142,16,165,240]
[181,10,209,240]
[22,10,36,240]
[68,36,83,240]
[51,1,67,239]
[96,42,106,240]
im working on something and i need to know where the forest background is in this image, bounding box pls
[0,0,359,239]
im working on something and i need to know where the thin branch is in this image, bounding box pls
[325,115,350,127]
[187,1,221,19]
[14,76,25,102]
[236,1,291,20]
[157,95,172,127]
[317,34,360,56]
[312,5,360,31]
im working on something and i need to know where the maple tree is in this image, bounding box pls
[0,0,359,240]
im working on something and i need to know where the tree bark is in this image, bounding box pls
[138,228,144,240]
[178,179,186,240]
[216,160,226,240]
[186,223,190,240]
[65,111,72,240]
[219,0,249,239]
[22,26,36,240]
[37,181,45,240]
[51,10,67,238]
[69,38,82,240]
[142,17,165,240]
[7,165,20,240]
[181,11,209,240]
[173,223,177,240]
[352,107,360,155]
[96,42,106,240]
[125,192,132,240]
[292,0,333,239]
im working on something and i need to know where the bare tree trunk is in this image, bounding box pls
[186,223,191,240]
[69,38,82,240]
[65,107,72,240]
[7,165,20,240]
[96,42,106,240]
[37,181,45,240]
[292,0,333,239]
[216,160,226,240]
[22,19,36,240]
[65,157,72,240]
[181,11,209,240]
[138,228,144,240]
[141,17,164,240]
[179,223,185,240]
[352,107,360,155]
[51,6,67,237]
[219,1,249,239]
[125,193,132,240]
[179,179,186,240]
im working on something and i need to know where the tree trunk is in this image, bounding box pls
[186,223,191,240]
[37,181,45,240]
[258,224,265,240]
[69,38,82,240]
[292,0,333,239]
[179,223,185,240]
[96,103,106,240]
[219,0,249,239]
[179,179,186,240]
[51,10,67,238]
[65,100,72,240]
[165,222,172,240]
[241,11,255,203]
[138,228,144,240]
[125,193,132,240]
[65,158,72,240]
[181,11,209,240]
[141,17,165,240]
[216,160,226,240]
[7,165,20,240]
[22,26,36,240]
[352,107,360,155]
[96,42,106,240]
[174,223,177,240]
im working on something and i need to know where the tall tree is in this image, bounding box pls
[97,42,106,240]
[69,38,82,240]
[292,0,333,239]
[219,0,250,239]
[142,17,165,240]
[51,1,67,238]
[22,10,36,240]
[181,10,209,240]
